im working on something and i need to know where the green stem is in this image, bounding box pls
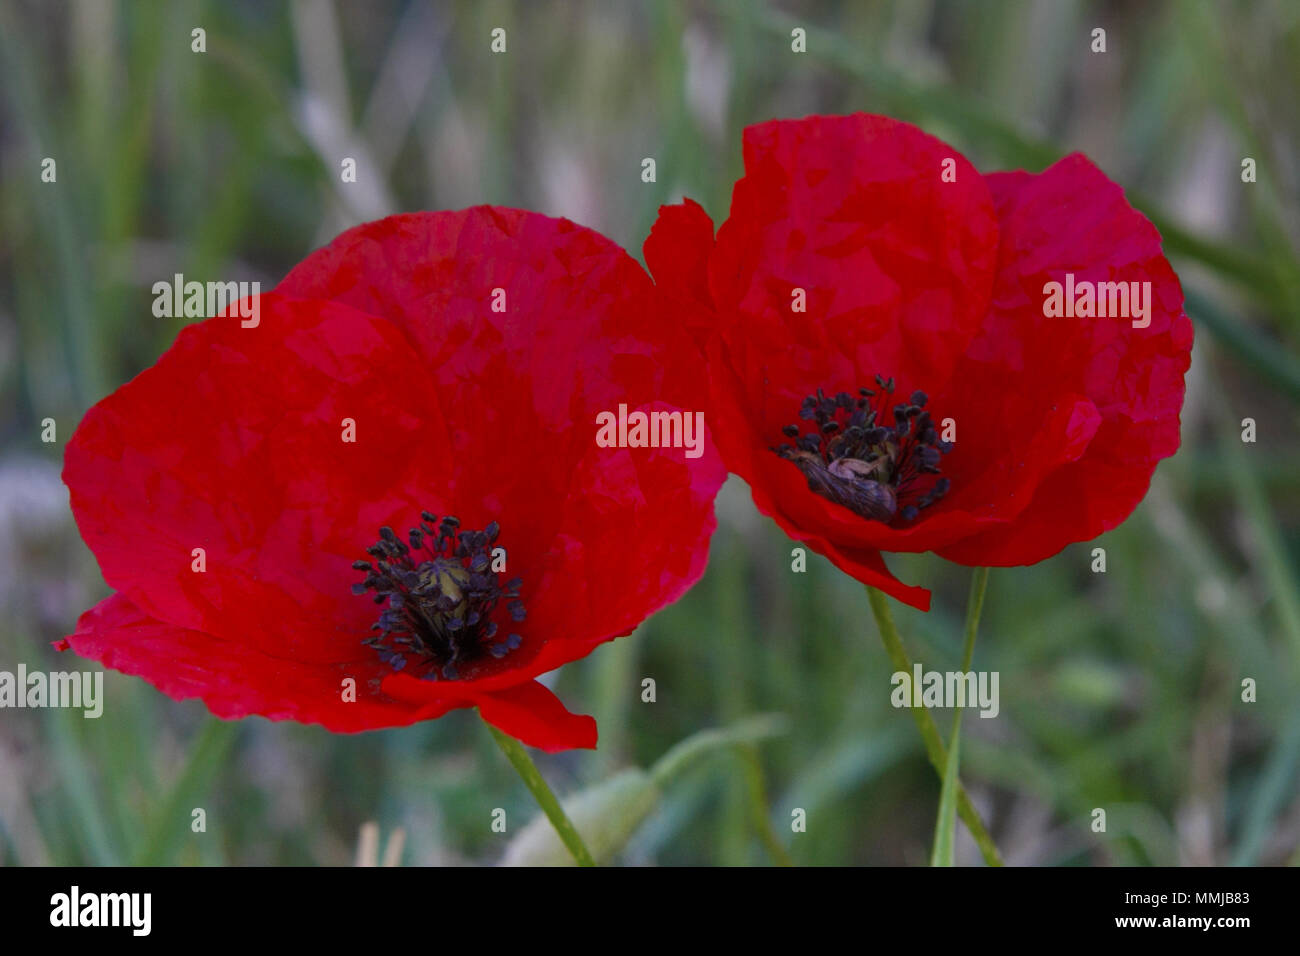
[930,723,961,866]
[865,584,1003,866]
[958,568,990,675]
[930,567,990,865]
[486,724,596,867]
[738,744,795,867]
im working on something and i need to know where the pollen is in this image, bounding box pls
[353,512,524,681]
[773,375,951,523]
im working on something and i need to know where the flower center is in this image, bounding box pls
[353,512,524,681]
[773,375,951,524]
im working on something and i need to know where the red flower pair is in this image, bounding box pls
[62,114,1192,749]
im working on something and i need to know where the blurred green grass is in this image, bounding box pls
[1,0,1298,865]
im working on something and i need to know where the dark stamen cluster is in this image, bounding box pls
[774,375,951,523]
[353,512,524,681]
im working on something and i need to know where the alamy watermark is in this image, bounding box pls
[595,403,706,459]
[1042,273,1152,328]
[152,273,260,327]
[891,662,999,718]
[0,664,103,718]
[50,886,150,936]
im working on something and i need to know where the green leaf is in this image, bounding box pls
[500,768,661,867]
[133,719,239,866]
[649,713,790,788]
[1186,289,1300,405]
[500,716,789,866]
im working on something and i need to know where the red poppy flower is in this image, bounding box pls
[61,207,725,752]
[645,113,1192,611]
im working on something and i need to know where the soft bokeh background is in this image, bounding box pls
[1,0,1298,866]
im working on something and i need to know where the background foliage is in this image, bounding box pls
[1,0,1297,866]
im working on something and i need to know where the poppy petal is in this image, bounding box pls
[643,198,717,348]
[63,294,452,663]
[65,594,454,730]
[705,113,999,410]
[64,207,725,745]
[381,672,597,752]
[275,208,726,671]
[937,154,1192,566]
[648,115,1002,606]
[474,680,597,752]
